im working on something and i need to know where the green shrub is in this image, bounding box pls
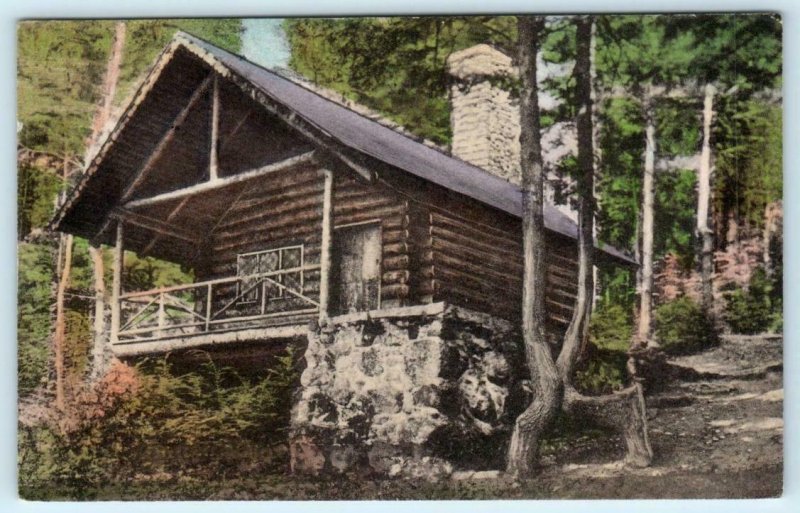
[654,296,718,354]
[574,349,627,395]
[570,302,635,395]
[19,348,299,498]
[588,302,634,352]
[724,267,780,334]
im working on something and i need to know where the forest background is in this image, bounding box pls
[12,12,784,500]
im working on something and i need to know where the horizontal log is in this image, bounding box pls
[214,223,320,253]
[417,265,436,279]
[547,249,580,269]
[237,167,321,200]
[548,263,578,281]
[383,242,408,256]
[430,211,522,253]
[416,294,435,304]
[438,287,515,319]
[434,265,521,303]
[432,225,524,268]
[433,250,521,290]
[337,208,408,228]
[220,188,402,238]
[548,286,578,303]
[432,236,521,276]
[230,178,323,213]
[334,196,398,215]
[381,284,410,300]
[216,208,322,242]
[416,279,439,296]
[382,229,409,244]
[381,215,410,231]
[382,270,410,284]
[217,192,322,232]
[383,254,409,271]
[546,273,579,294]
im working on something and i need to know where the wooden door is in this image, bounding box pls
[331,223,381,315]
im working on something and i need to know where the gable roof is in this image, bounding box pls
[52,31,635,265]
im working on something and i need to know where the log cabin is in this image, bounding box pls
[52,33,635,474]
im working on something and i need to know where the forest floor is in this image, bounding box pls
[22,334,783,501]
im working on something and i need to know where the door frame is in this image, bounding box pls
[333,219,383,312]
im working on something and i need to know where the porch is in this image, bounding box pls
[114,265,320,347]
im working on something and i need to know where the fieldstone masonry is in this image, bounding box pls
[289,303,527,479]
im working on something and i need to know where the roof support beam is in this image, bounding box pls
[318,168,334,323]
[209,75,220,181]
[123,150,316,210]
[112,208,201,245]
[140,196,192,256]
[118,73,214,204]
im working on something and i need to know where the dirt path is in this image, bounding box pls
[533,334,783,498]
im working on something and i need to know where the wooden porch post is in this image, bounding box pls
[209,75,220,181]
[318,168,334,323]
[110,221,125,344]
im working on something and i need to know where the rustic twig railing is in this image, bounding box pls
[115,264,320,343]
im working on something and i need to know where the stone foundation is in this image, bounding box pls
[290,303,527,479]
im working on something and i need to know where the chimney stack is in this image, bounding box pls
[447,44,521,185]
[447,44,578,223]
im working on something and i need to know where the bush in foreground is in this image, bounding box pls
[654,296,718,354]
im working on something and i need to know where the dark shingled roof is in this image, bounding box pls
[55,32,635,265]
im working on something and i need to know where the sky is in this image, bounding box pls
[241,18,290,69]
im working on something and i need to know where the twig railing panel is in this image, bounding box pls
[116,264,320,343]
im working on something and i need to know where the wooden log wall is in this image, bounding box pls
[204,165,411,315]
[386,171,580,334]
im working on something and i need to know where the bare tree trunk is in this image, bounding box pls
[53,153,74,412]
[507,15,562,478]
[697,84,716,313]
[556,17,652,468]
[636,97,657,345]
[88,21,126,380]
[87,21,126,152]
[557,17,595,381]
[54,234,73,412]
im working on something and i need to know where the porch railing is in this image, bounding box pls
[115,264,320,343]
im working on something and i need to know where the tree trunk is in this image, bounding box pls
[562,384,653,467]
[507,15,563,478]
[697,84,716,313]
[557,17,653,468]
[556,17,595,381]
[54,233,72,412]
[87,21,126,151]
[636,97,657,345]
[87,21,126,380]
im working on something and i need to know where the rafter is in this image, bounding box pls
[140,196,193,256]
[119,73,214,204]
[123,150,317,209]
[209,75,220,181]
[112,208,201,245]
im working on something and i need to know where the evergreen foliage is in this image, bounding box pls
[18,243,55,395]
[723,267,782,334]
[285,17,516,145]
[654,297,718,354]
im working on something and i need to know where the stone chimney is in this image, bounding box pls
[447,44,578,222]
[447,44,521,184]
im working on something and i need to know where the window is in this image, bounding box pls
[236,245,303,303]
